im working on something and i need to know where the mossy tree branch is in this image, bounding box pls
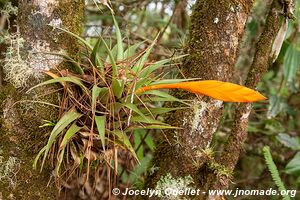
[145,0,254,198]
[207,0,289,193]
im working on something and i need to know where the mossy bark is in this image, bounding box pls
[145,0,253,199]
[0,0,84,199]
[207,0,284,193]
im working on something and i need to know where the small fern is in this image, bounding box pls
[263,146,291,200]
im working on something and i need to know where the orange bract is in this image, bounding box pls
[135,80,267,102]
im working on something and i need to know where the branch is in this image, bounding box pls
[207,0,288,191]
[144,0,254,193]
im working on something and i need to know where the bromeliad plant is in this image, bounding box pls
[31,15,266,183]
[31,16,188,178]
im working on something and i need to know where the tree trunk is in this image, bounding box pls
[145,0,253,198]
[0,0,84,199]
[208,0,285,192]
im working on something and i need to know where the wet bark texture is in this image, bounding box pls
[145,0,253,198]
[0,0,84,199]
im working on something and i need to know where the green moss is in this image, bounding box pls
[0,0,7,8]
[16,85,59,151]
[54,0,84,58]
[0,119,56,199]
[0,86,57,198]
[0,84,15,103]
[182,0,253,81]
[0,84,57,153]
[206,160,232,179]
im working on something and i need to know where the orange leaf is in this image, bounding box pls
[44,71,66,87]
[135,80,267,102]
[45,71,60,79]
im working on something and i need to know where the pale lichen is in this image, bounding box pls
[2,31,36,88]
[230,6,235,12]
[241,104,252,119]
[27,40,64,72]
[32,0,59,17]
[149,165,160,176]
[155,173,194,199]
[213,17,219,24]
[190,100,207,134]
[48,18,63,28]
[213,100,223,108]
[3,31,64,88]
[3,13,64,87]
[0,150,20,189]
[241,110,251,119]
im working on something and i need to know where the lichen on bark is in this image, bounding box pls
[2,0,84,88]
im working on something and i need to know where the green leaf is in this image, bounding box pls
[144,134,155,152]
[141,90,181,102]
[55,148,65,176]
[140,90,189,105]
[122,102,168,124]
[267,95,283,118]
[139,54,187,78]
[112,14,124,61]
[96,87,109,103]
[141,97,168,102]
[263,146,291,200]
[135,76,159,89]
[130,115,167,125]
[40,109,82,171]
[112,79,125,99]
[33,146,47,170]
[39,120,56,128]
[124,41,145,58]
[27,76,88,93]
[92,85,103,113]
[105,43,118,63]
[127,154,152,184]
[122,102,147,119]
[134,131,143,160]
[296,175,300,183]
[125,124,180,132]
[54,27,93,50]
[132,34,159,73]
[285,152,300,175]
[99,35,118,77]
[141,107,187,115]
[91,37,105,73]
[284,45,300,85]
[56,123,82,175]
[276,133,300,150]
[95,115,106,150]
[112,102,123,114]
[150,78,201,85]
[60,123,82,149]
[112,130,139,162]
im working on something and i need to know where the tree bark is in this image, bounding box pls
[0,0,84,199]
[208,0,287,193]
[145,1,253,199]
